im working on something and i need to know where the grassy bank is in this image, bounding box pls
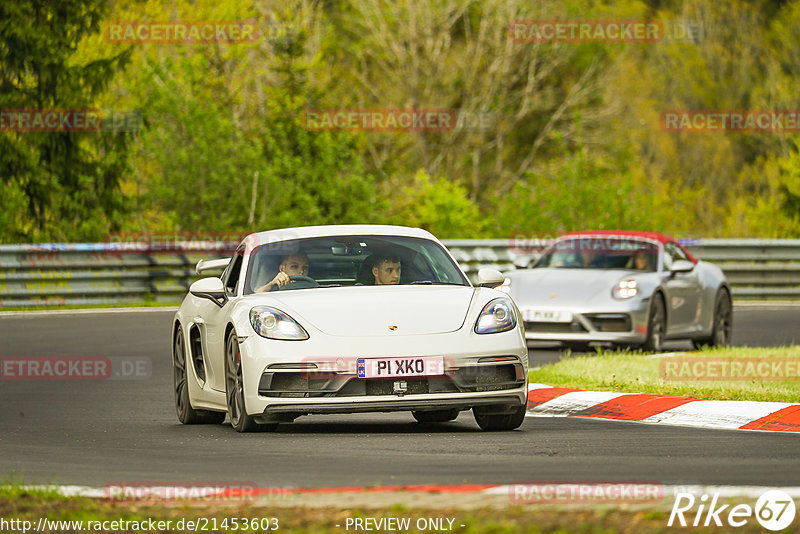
[0,491,773,534]
[530,346,800,403]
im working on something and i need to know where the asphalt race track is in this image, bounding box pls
[0,306,798,488]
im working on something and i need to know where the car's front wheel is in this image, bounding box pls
[694,288,733,349]
[642,293,666,352]
[473,404,526,431]
[412,409,459,423]
[225,329,277,433]
[173,327,225,425]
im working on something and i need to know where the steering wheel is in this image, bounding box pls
[277,275,319,290]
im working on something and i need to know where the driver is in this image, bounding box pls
[632,251,651,271]
[255,253,310,292]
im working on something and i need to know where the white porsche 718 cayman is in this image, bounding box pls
[172,225,528,432]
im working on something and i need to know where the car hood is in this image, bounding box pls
[262,285,475,336]
[508,268,637,305]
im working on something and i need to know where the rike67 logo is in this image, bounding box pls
[668,490,796,531]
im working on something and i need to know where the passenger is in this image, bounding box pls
[371,255,402,285]
[255,253,310,292]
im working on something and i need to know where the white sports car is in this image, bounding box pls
[172,225,528,432]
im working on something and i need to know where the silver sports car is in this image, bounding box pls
[502,231,732,351]
[172,225,528,432]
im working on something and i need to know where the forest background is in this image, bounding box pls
[3,0,800,243]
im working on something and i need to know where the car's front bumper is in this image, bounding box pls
[518,298,650,346]
[239,327,529,419]
[254,394,525,423]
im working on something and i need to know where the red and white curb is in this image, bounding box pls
[27,484,800,502]
[526,383,800,433]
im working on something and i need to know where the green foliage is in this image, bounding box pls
[130,0,378,234]
[492,140,661,237]
[5,0,800,241]
[384,170,485,237]
[777,138,800,229]
[137,56,261,232]
[0,0,133,242]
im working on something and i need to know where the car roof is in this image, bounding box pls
[559,230,675,243]
[556,230,697,263]
[241,225,438,252]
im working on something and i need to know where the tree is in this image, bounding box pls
[0,0,133,242]
[133,0,379,234]
[384,169,485,237]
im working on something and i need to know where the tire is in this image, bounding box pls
[473,404,526,431]
[642,293,666,352]
[412,409,459,423]
[173,327,225,425]
[225,329,276,433]
[694,288,733,349]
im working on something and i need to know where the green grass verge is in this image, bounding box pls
[530,346,800,403]
[0,478,65,500]
[0,493,775,534]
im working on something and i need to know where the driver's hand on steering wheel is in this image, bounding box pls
[255,271,291,293]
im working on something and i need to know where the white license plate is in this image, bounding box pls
[357,356,445,379]
[523,309,573,323]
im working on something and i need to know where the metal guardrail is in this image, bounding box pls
[0,243,233,307]
[0,239,799,306]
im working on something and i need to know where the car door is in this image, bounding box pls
[200,247,244,392]
[661,241,702,335]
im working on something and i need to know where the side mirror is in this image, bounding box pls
[190,277,228,307]
[196,258,231,275]
[670,260,695,274]
[513,255,533,269]
[476,268,506,288]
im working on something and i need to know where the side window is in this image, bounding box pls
[663,242,687,270]
[222,250,244,295]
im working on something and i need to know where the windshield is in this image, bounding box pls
[534,236,659,271]
[244,235,469,293]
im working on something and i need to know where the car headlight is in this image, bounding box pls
[499,277,512,293]
[249,306,309,340]
[475,298,516,334]
[612,280,638,299]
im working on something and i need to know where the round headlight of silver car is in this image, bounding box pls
[612,279,639,299]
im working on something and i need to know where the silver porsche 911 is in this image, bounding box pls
[172,225,528,432]
[502,231,732,351]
